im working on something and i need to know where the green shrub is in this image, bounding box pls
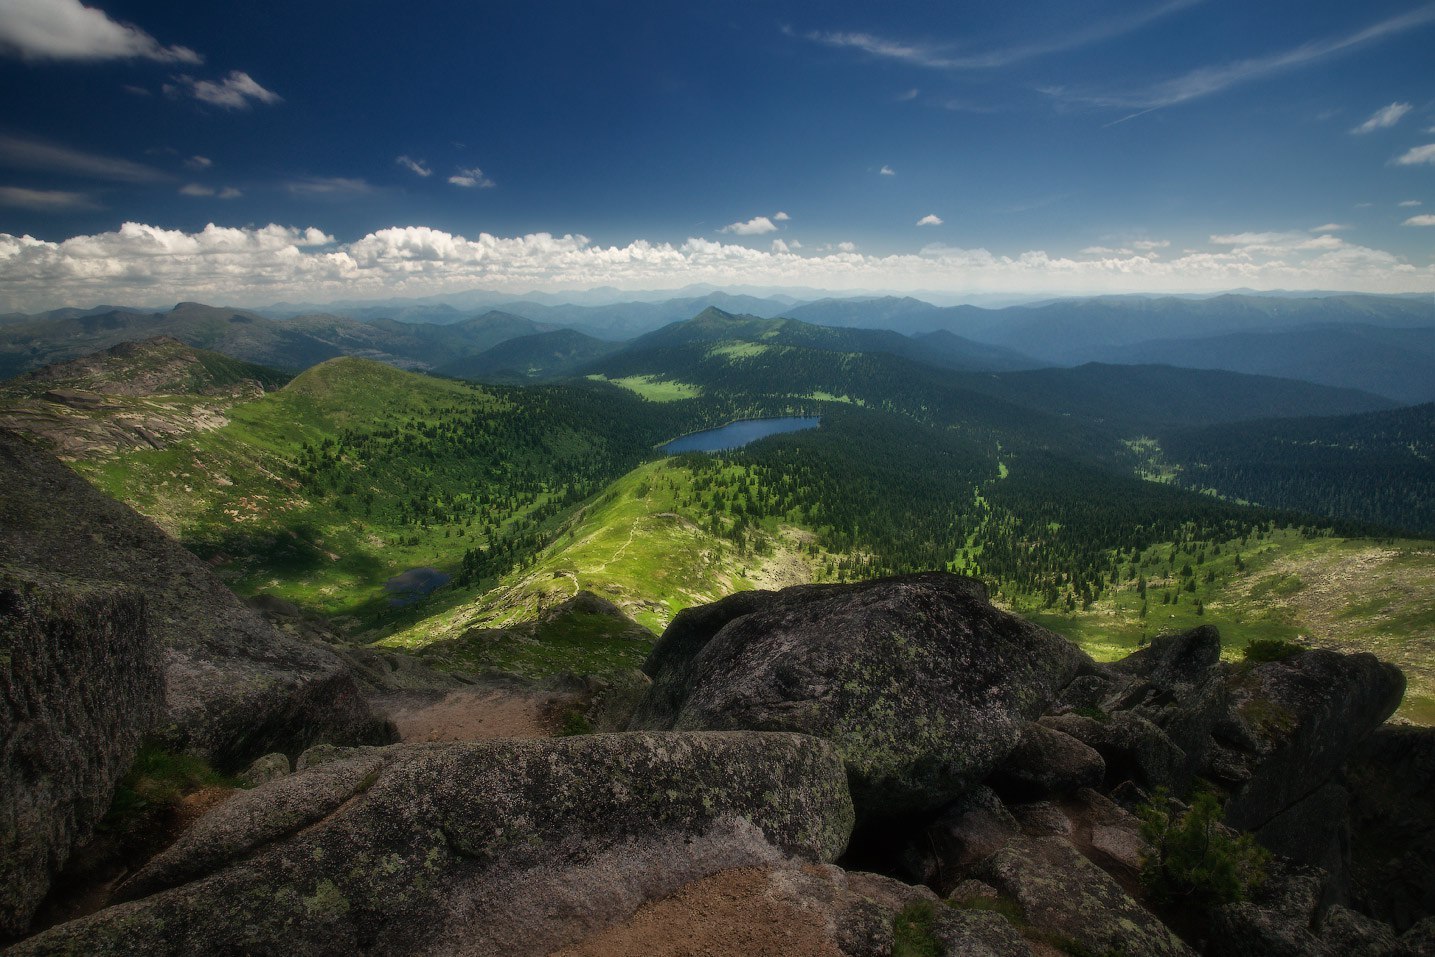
[556,708,594,737]
[1242,638,1306,663]
[106,743,233,826]
[1137,788,1268,908]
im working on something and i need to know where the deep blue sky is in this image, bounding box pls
[0,0,1432,308]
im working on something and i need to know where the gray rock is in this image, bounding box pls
[0,430,392,770]
[990,722,1104,800]
[1009,801,1072,837]
[1394,918,1435,957]
[1320,905,1398,957]
[924,786,1019,887]
[1207,869,1325,957]
[237,752,290,788]
[0,571,164,937]
[1041,710,1187,792]
[1345,723,1435,932]
[630,573,1092,818]
[975,835,1196,957]
[1224,649,1404,836]
[11,732,854,957]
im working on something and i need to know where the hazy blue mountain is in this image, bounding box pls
[437,329,622,382]
[1093,323,1435,405]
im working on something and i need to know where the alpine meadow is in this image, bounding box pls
[1,3,1434,956]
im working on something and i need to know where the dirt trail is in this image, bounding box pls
[376,687,574,742]
[549,867,842,957]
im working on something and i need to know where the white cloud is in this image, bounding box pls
[1130,239,1171,250]
[0,134,165,182]
[720,215,778,235]
[1,220,1432,313]
[1081,245,1132,255]
[396,156,431,177]
[0,0,201,64]
[179,183,214,197]
[1310,223,1349,233]
[771,239,792,254]
[0,186,98,210]
[449,167,494,188]
[1052,7,1435,121]
[185,155,213,170]
[879,165,895,176]
[167,71,280,110]
[1399,199,1422,207]
[773,211,790,221]
[286,177,373,196]
[1395,144,1435,166]
[1351,102,1413,134]
[1404,214,1435,226]
[916,214,943,226]
[218,186,241,199]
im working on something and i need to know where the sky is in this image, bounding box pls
[0,0,1433,310]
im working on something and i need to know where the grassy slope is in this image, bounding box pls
[76,358,571,623]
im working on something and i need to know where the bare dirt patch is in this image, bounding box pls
[550,867,842,957]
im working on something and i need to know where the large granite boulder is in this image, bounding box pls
[0,429,391,769]
[1345,723,1435,932]
[11,731,854,957]
[629,573,1092,818]
[0,572,165,937]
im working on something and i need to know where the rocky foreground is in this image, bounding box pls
[3,434,1435,955]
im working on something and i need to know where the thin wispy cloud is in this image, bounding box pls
[1311,223,1349,233]
[1351,102,1412,134]
[797,1,1199,71]
[0,186,99,210]
[1394,143,1435,165]
[0,0,201,64]
[1056,5,1435,122]
[179,183,241,198]
[166,71,281,110]
[287,177,373,196]
[449,167,494,188]
[396,156,432,177]
[0,134,166,182]
[1399,199,1423,207]
[185,156,213,170]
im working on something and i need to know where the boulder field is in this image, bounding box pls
[6,566,1435,955]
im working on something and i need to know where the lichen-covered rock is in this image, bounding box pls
[237,752,290,788]
[1224,649,1404,835]
[989,722,1104,800]
[974,835,1196,957]
[1207,867,1325,957]
[922,786,1019,887]
[0,430,391,769]
[630,573,1092,818]
[10,732,854,957]
[1040,710,1187,791]
[1108,626,1231,780]
[0,571,164,937]
[1320,905,1398,957]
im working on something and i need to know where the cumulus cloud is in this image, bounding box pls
[0,0,201,64]
[916,214,943,226]
[1394,144,1435,166]
[773,211,791,221]
[0,186,99,210]
[1130,239,1171,251]
[720,215,778,235]
[449,167,494,188]
[0,134,165,182]
[1351,102,1413,134]
[1,220,1431,313]
[1404,214,1435,226]
[396,156,431,177]
[771,239,792,254]
[880,165,895,176]
[166,71,280,110]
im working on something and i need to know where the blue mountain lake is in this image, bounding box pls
[384,567,451,606]
[661,416,820,454]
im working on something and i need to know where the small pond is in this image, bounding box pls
[384,567,451,606]
[661,416,820,454]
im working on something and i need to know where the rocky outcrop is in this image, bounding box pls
[989,721,1105,800]
[11,732,854,957]
[629,573,1092,818]
[1345,723,1435,931]
[0,430,391,769]
[0,571,165,937]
